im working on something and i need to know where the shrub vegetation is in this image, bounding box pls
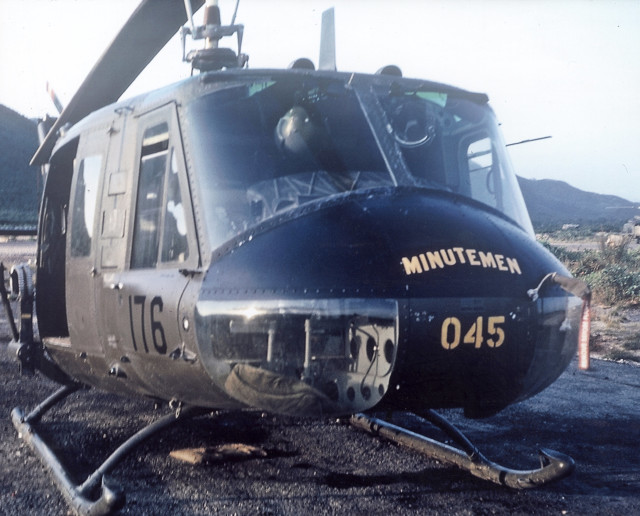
[542,237,640,306]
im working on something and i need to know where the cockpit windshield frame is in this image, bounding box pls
[182,72,534,251]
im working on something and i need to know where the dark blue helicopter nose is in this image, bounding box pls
[195,188,581,418]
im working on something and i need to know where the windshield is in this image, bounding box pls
[185,75,533,249]
[378,88,532,234]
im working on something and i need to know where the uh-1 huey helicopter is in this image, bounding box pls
[2,0,592,514]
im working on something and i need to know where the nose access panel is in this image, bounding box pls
[195,299,398,416]
[384,290,582,418]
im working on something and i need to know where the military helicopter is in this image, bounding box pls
[1,0,591,514]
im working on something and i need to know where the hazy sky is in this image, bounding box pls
[1,0,639,201]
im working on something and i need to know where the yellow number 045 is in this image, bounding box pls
[440,316,505,350]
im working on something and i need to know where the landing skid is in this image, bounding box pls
[12,385,199,516]
[12,391,573,515]
[351,410,574,489]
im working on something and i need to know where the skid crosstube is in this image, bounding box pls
[12,384,198,516]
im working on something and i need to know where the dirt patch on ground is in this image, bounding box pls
[590,304,640,364]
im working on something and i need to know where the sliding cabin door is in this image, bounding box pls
[64,116,123,380]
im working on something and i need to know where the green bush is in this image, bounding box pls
[543,241,640,305]
[541,243,603,277]
[584,265,640,305]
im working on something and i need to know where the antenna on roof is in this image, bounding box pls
[319,8,336,71]
[506,135,552,147]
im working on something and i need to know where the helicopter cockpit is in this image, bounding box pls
[184,74,534,251]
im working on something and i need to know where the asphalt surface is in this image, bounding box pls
[1,240,640,515]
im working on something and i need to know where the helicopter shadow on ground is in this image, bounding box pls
[29,391,278,481]
[26,387,478,493]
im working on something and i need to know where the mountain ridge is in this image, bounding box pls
[0,105,40,228]
[517,176,638,230]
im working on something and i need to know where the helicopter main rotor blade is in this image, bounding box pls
[31,0,204,166]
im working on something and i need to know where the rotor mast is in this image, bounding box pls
[181,0,248,71]
[204,0,221,49]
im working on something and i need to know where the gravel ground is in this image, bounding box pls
[1,239,640,515]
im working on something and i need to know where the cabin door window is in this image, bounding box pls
[70,155,101,257]
[131,123,189,269]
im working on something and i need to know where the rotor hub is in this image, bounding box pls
[181,0,248,72]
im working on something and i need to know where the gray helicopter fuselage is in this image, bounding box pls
[35,68,580,418]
